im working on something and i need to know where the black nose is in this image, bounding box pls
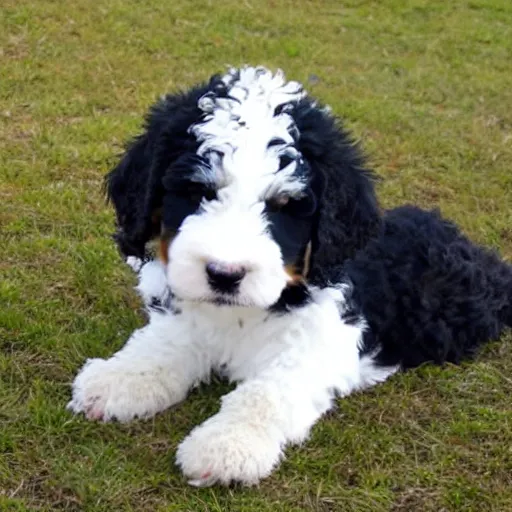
[206,262,246,293]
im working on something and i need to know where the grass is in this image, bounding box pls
[1,0,512,509]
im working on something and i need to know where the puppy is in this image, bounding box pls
[68,66,512,486]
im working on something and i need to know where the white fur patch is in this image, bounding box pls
[358,351,399,389]
[135,259,168,306]
[191,65,307,199]
[126,256,143,273]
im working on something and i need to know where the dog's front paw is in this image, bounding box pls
[67,357,180,422]
[176,416,282,486]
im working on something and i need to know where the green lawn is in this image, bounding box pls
[1,0,512,510]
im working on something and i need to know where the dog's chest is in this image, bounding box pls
[188,306,303,381]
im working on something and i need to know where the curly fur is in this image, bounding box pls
[343,206,512,368]
[69,66,512,487]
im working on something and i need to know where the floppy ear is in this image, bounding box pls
[105,132,155,258]
[105,81,215,258]
[293,102,381,281]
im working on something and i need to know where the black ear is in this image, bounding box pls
[292,101,381,283]
[106,132,155,258]
[105,81,217,258]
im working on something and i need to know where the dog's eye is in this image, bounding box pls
[278,154,295,171]
[177,183,217,204]
[266,195,290,212]
[266,190,317,217]
[203,188,217,202]
[191,189,216,203]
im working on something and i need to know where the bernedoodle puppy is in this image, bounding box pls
[68,66,512,486]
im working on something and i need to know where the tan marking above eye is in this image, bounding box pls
[276,195,290,206]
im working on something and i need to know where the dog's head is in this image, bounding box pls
[107,66,380,309]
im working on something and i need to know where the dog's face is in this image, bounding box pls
[162,69,316,307]
[106,66,381,310]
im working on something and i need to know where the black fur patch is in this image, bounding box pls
[290,99,381,279]
[343,206,512,369]
[269,282,311,313]
[146,287,180,315]
[265,189,317,266]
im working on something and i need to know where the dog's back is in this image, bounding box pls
[346,205,512,369]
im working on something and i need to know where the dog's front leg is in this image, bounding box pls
[68,312,208,422]
[176,370,341,486]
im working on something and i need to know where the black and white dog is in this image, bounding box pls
[68,66,512,486]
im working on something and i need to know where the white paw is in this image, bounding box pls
[67,357,181,422]
[176,415,282,486]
